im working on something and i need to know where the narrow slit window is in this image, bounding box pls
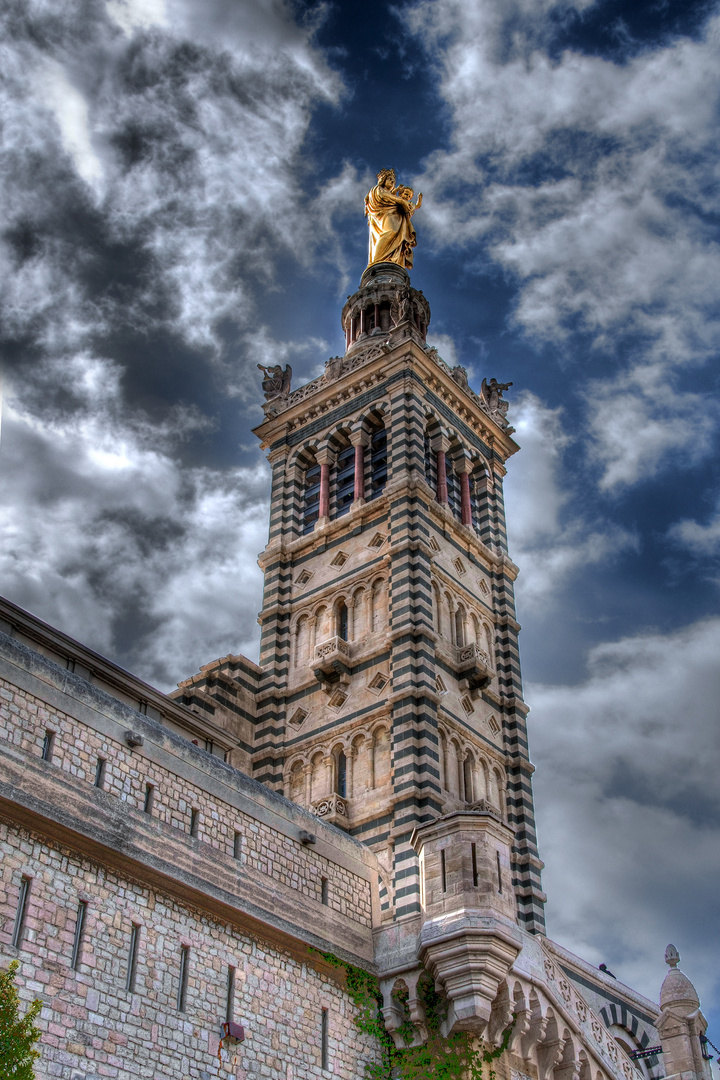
[226,965,236,1024]
[334,444,356,518]
[233,831,242,860]
[321,1007,329,1071]
[369,427,387,499]
[143,784,154,814]
[94,757,106,789]
[336,752,346,798]
[496,850,503,894]
[337,603,348,642]
[471,843,479,887]
[177,945,190,1012]
[190,808,199,837]
[440,849,447,893]
[126,923,140,993]
[321,877,328,905]
[71,900,87,971]
[11,876,31,949]
[303,461,322,535]
[41,730,55,762]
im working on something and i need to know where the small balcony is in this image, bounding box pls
[311,636,351,689]
[457,642,492,694]
[311,792,348,827]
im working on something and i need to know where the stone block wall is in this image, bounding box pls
[0,626,381,1080]
[1,823,376,1080]
[0,671,372,929]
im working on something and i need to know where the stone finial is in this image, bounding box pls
[660,946,699,1010]
[665,944,681,969]
[658,942,710,1080]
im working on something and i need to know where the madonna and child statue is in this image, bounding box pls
[365,168,422,269]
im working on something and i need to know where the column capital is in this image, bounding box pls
[431,434,450,454]
[350,429,370,447]
[316,447,334,465]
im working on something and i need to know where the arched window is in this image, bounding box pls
[371,579,386,633]
[337,602,348,642]
[455,606,466,647]
[463,754,474,803]
[336,750,347,798]
[295,616,310,666]
[334,442,355,518]
[432,582,442,634]
[446,450,462,521]
[370,426,387,499]
[289,763,304,804]
[314,605,329,644]
[303,458,321,534]
[373,729,391,788]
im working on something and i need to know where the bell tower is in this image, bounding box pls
[251,258,546,935]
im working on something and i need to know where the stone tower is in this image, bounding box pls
[250,260,546,935]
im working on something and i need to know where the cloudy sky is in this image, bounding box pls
[2,0,719,1041]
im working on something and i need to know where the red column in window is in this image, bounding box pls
[436,451,448,504]
[319,462,330,518]
[374,303,379,331]
[460,470,472,525]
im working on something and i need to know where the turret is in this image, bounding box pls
[411,805,522,1035]
[658,945,712,1080]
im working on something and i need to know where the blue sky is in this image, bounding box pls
[1,0,719,1042]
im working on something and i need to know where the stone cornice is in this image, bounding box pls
[253,337,519,461]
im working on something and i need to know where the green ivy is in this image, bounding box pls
[0,960,42,1080]
[311,949,514,1080]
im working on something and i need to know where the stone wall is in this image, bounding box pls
[0,626,380,1080]
[1,822,376,1080]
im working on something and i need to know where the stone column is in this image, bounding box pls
[316,448,332,521]
[458,461,473,526]
[323,755,334,798]
[350,430,367,503]
[433,435,450,505]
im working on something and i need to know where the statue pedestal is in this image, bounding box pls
[360,261,409,288]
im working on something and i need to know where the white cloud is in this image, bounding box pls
[504,392,637,607]
[426,332,459,369]
[0,363,266,687]
[406,0,720,488]
[668,496,720,566]
[584,361,720,490]
[1,0,344,361]
[528,617,720,1010]
[40,60,105,189]
[106,0,168,35]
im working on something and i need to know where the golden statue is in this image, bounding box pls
[365,168,422,269]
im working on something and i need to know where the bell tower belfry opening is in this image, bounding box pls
[251,235,546,934]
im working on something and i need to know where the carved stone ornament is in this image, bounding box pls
[312,793,347,818]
